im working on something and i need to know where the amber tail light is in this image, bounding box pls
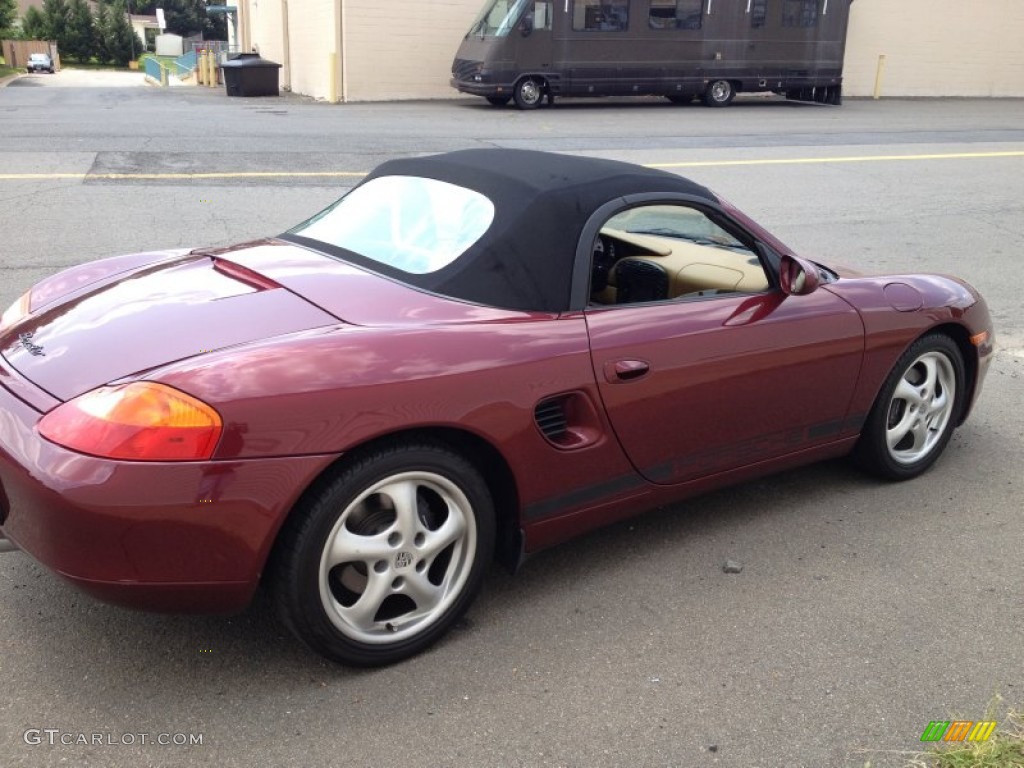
[38,382,223,461]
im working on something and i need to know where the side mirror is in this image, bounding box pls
[520,13,534,36]
[779,254,821,296]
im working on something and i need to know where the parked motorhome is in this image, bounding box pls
[451,0,853,108]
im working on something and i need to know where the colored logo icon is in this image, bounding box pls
[920,720,997,742]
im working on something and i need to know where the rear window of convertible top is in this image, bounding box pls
[288,175,495,274]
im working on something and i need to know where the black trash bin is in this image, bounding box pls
[221,54,282,97]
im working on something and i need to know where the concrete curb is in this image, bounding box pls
[0,72,23,88]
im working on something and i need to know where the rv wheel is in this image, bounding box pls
[703,79,735,107]
[513,78,545,110]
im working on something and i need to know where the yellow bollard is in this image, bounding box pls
[160,65,168,87]
[873,54,886,100]
[197,51,206,85]
[208,51,218,87]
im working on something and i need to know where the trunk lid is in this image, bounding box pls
[1,251,338,401]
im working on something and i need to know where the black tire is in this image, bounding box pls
[854,334,966,480]
[703,79,735,107]
[513,77,545,110]
[270,441,496,666]
[486,95,511,107]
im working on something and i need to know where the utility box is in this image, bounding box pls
[221,54,282,97]
[155,34,184,57]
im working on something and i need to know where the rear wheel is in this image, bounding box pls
[271,441,496,666]
[703,79,735,107]
[854,334,965,480]
[513,77,545,110]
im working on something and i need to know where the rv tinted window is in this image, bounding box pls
[572,0,629,31]
[649,0,702,30]
[749,0,767,28]
[782,0,819,27]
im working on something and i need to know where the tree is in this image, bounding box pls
[21,7,50,40]
[100,0,136,65]
[63,0,96,61]
[94,0,110,61]
[129,0,226,39]
[41,0,70,52]
[0,0,18,37]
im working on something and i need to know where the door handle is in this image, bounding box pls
[605,359,650,382]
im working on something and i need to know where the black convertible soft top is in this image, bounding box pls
[292,148,716,313]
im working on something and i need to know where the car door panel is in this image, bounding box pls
[586,290,864,485]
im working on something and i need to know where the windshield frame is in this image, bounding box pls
[467,0,532,37]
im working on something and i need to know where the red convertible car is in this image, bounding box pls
[0,149,994,665]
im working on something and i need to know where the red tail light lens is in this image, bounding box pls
[38,382,223,461]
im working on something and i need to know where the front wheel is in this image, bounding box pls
[513,77,545,110]
[703,79,735,107]
[271,442,496,666]
[854,334,965,480]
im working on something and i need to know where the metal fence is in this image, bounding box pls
[188,40,240,60]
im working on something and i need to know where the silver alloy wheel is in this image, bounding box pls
[317,471,477,644]
[703,79,735,106]
[710,81,731,101]
[516,79,542,107]
[885,350,957,465]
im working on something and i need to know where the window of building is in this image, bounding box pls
[572,0,630,31]
[782,0,818,27]
[749,0,767,28]
[649,0,703,30]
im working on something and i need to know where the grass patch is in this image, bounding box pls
[62,59,133,71]
[0,54,20,79]
[137,54,184,74]
[912,709,1024,767]
[855,701,1024,768]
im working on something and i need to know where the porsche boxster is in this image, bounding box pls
[0,149,994,665]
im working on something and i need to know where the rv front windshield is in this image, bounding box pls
[467,0,531,37]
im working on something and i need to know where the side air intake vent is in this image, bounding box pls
[534,398,568,442]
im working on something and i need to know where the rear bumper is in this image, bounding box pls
[0,370,336,613]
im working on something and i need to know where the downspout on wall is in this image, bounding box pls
[239,0,252,52]
[335,0,347,103]
[281,0,291,90]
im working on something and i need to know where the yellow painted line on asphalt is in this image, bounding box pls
[647,149,1024,169]
[1,150,1022,181]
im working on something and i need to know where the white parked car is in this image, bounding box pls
[27,53,55,74]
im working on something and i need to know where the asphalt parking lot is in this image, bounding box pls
[1,80,1022,768]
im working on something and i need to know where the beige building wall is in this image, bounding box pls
[285,0,337,98]
[343,0,474,101]
[843,0,1024,97]
[249,0,1024,102]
